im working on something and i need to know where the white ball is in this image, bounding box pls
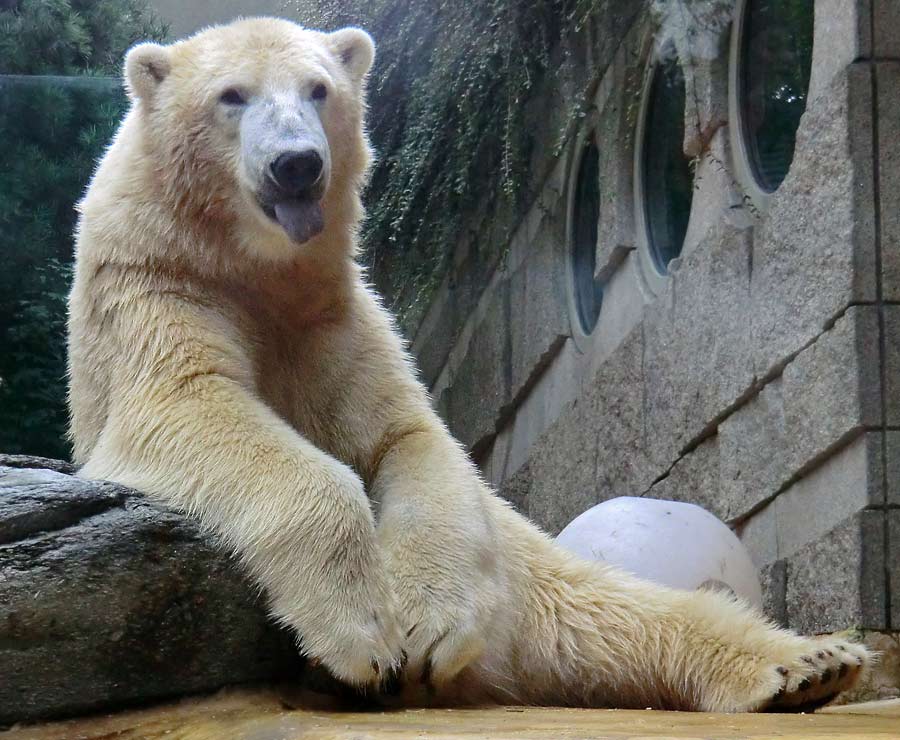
[555,497,763,607]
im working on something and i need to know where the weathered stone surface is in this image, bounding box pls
[719,379,787,522]
[773,433,881,559]
[593,43,637,283]
[499,328,652,535]
[586,327,658,499]
[0,464,301,725]
[508,230,569,404]
[643,219,754,467]
[443,281,512,453]
[499,395,600,537]
[780,305,881,462]
[0,454,75,475]
[738,501,778,568]
[750,64,876,378]
[885,431,900,506]
[890,511,900,630]
[808,0,872,102]
[881,305,900,425]
[874,0,900,58]
[878,63,900,301]
[785,511,886,633]
[643,435,726,521]
[759,560,788,628]
[721,307,880,524]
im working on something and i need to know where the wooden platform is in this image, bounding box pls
[4,690,900,739]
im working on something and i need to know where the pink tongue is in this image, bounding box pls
[273,200,324,244]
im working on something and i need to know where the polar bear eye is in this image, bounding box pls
[311,83,328,102]
[219,88,247,106]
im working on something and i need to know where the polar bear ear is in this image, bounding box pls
[125,42,172,101]
[327,28,375,83]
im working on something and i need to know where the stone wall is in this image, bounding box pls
[409,0,898,637]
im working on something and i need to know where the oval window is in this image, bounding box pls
[571,137,602,333]
[739,0,814,193]
[641,55,693,275]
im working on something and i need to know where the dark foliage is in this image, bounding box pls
[0,0,166,458]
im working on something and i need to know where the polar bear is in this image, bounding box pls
[67,18,869,712]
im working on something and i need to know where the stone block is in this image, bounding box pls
[508,234,569,404]
[593,47,637,283]
[808,0,872,103]
[738,501,778,568]
[785,511,886,633]
[643,219,754,467]
[874,0,900,58]
[891,511,900,629]
[780,305,882,466]
[443,280,511,452]
[759,559,788,628]
[498,395,600,536]
[773,433,882,559]
[719,379,788,522]
[498,328,653,534]
[585,326,660,498]
[750,64,876,378]
[881,305,900,425]
[643,435,727,521]
[885,431,900,506]
[878,63,900,301]
[721,307,880,524]
[0,464,300,725]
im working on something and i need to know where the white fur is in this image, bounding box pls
[68,18,870,711]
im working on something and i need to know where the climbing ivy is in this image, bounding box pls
[288,0,633,329]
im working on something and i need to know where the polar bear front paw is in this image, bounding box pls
[402,614,488,692]
[300,592,407,689]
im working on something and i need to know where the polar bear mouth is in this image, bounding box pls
[260,198,324,244]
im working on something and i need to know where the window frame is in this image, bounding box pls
[728,0,815,211]
[564,126,604,342]
[633,47,694,297]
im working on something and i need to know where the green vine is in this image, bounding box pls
[287,0,633,331]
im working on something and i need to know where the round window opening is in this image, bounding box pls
[571,137,603,334]
[641,54,693,275]
[739,0,814,193]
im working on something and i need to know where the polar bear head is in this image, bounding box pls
[123,18,374,259]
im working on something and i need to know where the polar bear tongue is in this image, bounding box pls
[273,199,324,244]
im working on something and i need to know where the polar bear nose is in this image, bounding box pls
[269,150,324,196]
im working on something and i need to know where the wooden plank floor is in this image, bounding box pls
[4,689,900,740]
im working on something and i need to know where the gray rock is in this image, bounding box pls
[879,64,900,301]
[0,464,301,725]
[0,455,76,475]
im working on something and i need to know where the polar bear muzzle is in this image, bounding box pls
[241,95,331,245]
[264,150,326,244]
